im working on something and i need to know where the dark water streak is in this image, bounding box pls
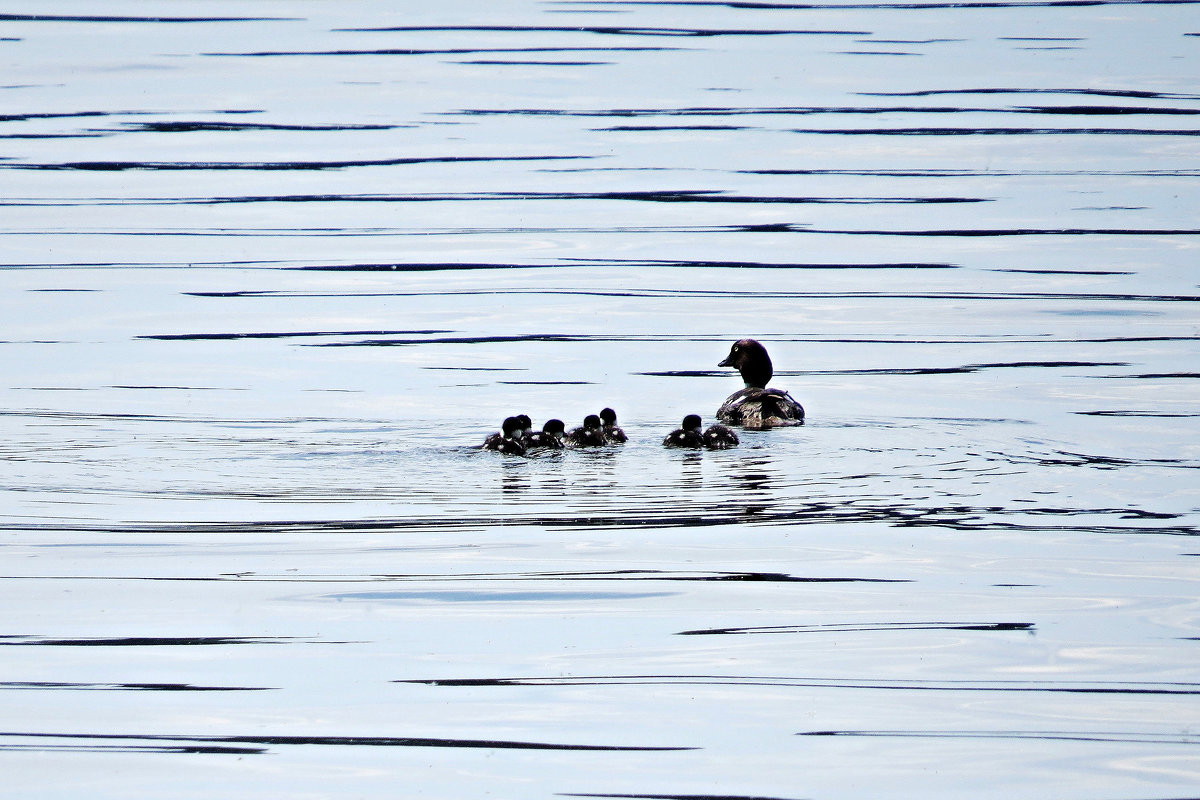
[677,621,1035,634]
[0,13,297,22]
[0,155,588,172]
[0,570,909,584]
[203,46,681,57]
[1,681,273,692]
[404,675,1200,696]
[460,105,1200,118]
[0,635,299,646]
[3,502,1193,535]
[0,731,691,754]
[341,24,871,36]
[1,190,991,207]
[798,730,1200,745]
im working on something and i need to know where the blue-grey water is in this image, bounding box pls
[2,2,1198,798]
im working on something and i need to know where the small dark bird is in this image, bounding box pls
[565,414,607,447]
[663,414,704,448]
[483,416,527,455]
[513,414,533,443]
[526,419,566,449]
[702,423,739,449]
[716,339,804,429]
[599,407,628,444]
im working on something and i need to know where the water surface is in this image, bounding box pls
[1,2,1198,798]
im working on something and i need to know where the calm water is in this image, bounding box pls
[2,1,1199,798]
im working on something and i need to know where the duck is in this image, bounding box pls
[482,416,527,455]
[716,339,805,429]
[565,414,607,447]
[702,422,739,449]
[663,414,704,448]
[526,418,566,449]
[514,413,533,444]
[599,407,628,444]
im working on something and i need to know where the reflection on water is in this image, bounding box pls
[2,0,1199,798]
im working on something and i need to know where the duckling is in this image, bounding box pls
[716,339,805,429]
[702,422,739,449]
[514,413,533,444]
[482,416,527,455]
[526,418,566,449]
[565,414,607,447]
[663,414,704,448]
[599,407,628,444]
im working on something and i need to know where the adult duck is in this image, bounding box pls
[716,339,804,429]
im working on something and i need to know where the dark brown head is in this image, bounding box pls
[718,339,773,388]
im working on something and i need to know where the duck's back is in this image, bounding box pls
[603,425,628,444]
[703,423,740,449]
[483,435,527,455]
[663,429,704,448]
[565,426,606,447]
[527,431,564,449]
[717,387,804,429]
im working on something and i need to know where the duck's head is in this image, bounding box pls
[718,338,773,389]
[583,414,602,430]
[515,414,533,435]
[543,418,565,438]
[599,407,618,426]
[682,413,703,432]
[501,416,524,437]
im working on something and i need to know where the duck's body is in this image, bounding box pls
[491,437,527,456]
[599,407,628,444]
[663,414,704,449]
[716,387,804,429]
[565,414,607,447]
[702,423,739,449]
[526,419,565,449]
[716,339,804,429]
[483,416,527,455]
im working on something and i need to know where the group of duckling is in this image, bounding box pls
[482,408,627,456]
[481,339,805,455]
[483,408,740,454]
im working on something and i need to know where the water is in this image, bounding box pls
[2,2,1199,797]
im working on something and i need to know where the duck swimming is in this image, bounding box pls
[526,418,566,449]
[663,414,704,448]
[702,422,739,449]
[514,413,533,444]
[565,414,607,447]
[599,407,628,444]
[483,416,527,455]
[716,339,804,429]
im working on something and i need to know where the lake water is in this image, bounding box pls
[2,2,1198,797]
